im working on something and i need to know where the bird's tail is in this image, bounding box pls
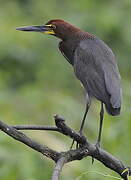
[105,103,121,116]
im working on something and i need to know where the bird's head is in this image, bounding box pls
[16,19,81,40]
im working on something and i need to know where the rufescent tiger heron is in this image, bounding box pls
[16,19,122,148]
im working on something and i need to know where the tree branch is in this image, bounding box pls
[54,115,130,180]
[52,156,67,180]
[0,116,130,180]
[12,125,60,132]
[0,120,60,162]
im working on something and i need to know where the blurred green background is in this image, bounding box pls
[0,0,131,179]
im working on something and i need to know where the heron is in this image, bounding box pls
[16,19,122,147]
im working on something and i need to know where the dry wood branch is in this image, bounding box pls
[0,116,130,180]
[12,125,60,131]
[52,156,67,180]
[0,120,60,162]
[54,115,131,180]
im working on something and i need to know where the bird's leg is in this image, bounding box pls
[70,102,90,149]
[79,102,90,135]
[96,102,104,148]
[92,102,104,164]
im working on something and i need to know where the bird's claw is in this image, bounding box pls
[70,131,83,150]
[70,139,79,150]
[76,130,84,148]
[70,139,75,150]
[92,141,100,164]
[95,141,100,149]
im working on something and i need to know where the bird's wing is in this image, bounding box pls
[102,59,122,108]
[74,38,121,108]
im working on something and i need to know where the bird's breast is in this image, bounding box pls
[59,40,79,65]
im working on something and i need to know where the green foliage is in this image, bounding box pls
[0,0,131,179]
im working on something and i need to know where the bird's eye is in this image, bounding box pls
[46,24,56,29]
[51,24,56,29]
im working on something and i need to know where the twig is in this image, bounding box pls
[54,115,130,180]
[0,120,60,162]
[54,115,87,145]
[52,156,67,180]
[0,116,130,180]
[12,125,60,131]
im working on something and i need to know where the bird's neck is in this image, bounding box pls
[74,30,94,40]
[64,30,94,42]
[59,31,95,65]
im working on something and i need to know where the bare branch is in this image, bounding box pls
[54,115,87,144]
[54,115,130,180]
[0,120,60,162]
[52,156,67,180]
[12,125,60,132]
[0,116,130,180]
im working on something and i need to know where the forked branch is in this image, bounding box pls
[0,115,130,180]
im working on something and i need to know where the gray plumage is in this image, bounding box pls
[60,37,122,116]
[74,37,122,115]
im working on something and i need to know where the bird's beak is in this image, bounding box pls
[16,25,55,35]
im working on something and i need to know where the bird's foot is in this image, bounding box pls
[70,131,83,150]
[95,141,100,149]
[70,139,79,150]
[92,141,100,164]
[76,130,84,148]
[70,139,75,150]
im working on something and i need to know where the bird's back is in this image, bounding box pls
[73,37,122,115]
